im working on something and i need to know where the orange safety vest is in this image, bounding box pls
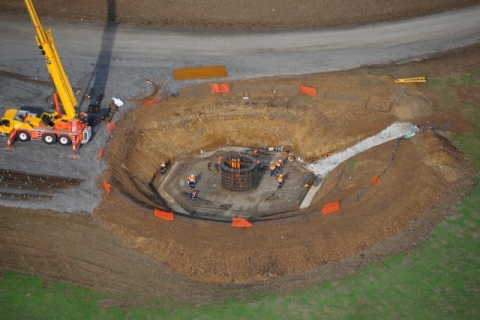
[276,160,282,167]
[188,175,195,182]
[269,163,276,170]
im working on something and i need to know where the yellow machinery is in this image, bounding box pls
[0,0,91,154]
[395,77,428,83]
[24,0,77,120]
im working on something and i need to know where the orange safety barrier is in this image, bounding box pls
[299,84,317,96]
[211,83,231,93]
[232,217,253,228]
[103,179,111,194]
[371,174,381,186]
[142,97,162,108]
[106,121,116,135]
[97,146,105,160]
[321,201,340,215]
[154,209,174,221]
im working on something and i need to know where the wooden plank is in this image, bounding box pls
[0,192,52,201]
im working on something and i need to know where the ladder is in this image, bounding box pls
[395,77,427,83]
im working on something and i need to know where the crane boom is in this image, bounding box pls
[24,0,77,120]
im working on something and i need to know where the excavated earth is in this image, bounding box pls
[99,63,478,286]
[1,0,479,305]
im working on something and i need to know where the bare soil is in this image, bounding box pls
[1,0,479,30]
[0,0,479,304]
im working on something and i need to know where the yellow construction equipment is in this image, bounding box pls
[394,77,428,83]
[0,0,91,155]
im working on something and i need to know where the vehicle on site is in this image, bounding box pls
[0,0,91,155]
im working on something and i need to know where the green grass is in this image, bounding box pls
[428,78,443,87]
[348,157,358,172]
[2,71,480,319]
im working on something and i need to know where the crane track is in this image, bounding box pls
[0,168,84,200]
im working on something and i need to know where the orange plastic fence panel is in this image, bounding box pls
[299,84,317,96]
[321,201,340,215]
[107,121,116,135]
[97,146,105,160]
[371,174,381,186]
[211,83,231,93]
[142,97,162,108]
[103,179,111,194]
[220,83,230,92]
[154,209,174,221]
[232,217,253,228]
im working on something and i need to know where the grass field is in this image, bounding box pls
[1,72,480,319]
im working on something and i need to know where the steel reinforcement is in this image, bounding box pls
[220,152,259,192]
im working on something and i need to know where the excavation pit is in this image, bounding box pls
[156,147,316,221]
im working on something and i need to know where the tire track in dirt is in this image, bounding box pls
[0,210,221,302]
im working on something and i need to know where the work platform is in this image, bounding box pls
[155,147,317,221]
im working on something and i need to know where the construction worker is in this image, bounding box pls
[189,189,197,200]
[256,159,262,170]
[215,156,222,172]
[277,174,283,188]
[160,162,167,175]
[269,162,276,177]
[252,149,259,157]
[275,159,282,175]
[188,174,196,188]
[288,155,294,163]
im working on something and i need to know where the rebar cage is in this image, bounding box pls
[220,152,259,191]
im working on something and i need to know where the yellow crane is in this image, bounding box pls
[0,0,91,156]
